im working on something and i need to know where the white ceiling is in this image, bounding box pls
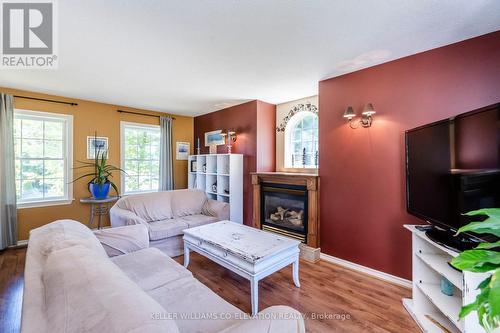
[1,0,499,116]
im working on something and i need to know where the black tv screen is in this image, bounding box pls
[405,103,500,238]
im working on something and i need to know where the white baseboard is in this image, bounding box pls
[6,239,28,249]
[320,252,412,289]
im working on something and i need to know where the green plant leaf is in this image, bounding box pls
[109,181,119,196]
[488,269,500,322]
[464,208,500,219]
[478,276,493,290]
[451,250,500,272]
[456,208,500,237]
[459,301,478,318]
[457,218,500,238]
[70,173,98,183]
[477,241,500,250]
[71,143,124,187]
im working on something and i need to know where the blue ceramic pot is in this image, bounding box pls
[89,182,111,199]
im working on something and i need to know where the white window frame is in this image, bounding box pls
[14,109,74,209]
[120,121,161,195]
[284,111,318,169]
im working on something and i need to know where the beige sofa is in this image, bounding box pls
[21,220,305,333]
[110,189,229,256]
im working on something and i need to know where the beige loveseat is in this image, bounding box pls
[110,189,228,256]
[21,220,305,333]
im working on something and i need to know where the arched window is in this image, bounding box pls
[284,111,318,168]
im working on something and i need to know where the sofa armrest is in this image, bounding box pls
[110,206,149,228]
[219,306,305,333]
[202,199,230,220]
[93,224,149,257]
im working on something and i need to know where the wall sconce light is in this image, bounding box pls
[343,103,376,129]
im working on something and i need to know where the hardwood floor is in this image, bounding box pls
[0,248,25,333]
[0,247,418,333]
[174,253,419,333]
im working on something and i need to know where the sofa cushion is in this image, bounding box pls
[182,214,219,228]
[43,245,179,333]
[116,192,174,222]
[148,277,243,333]
[148,218,188,241]
[94,224,150,257]
[111,247,192,291]
[171,189,207,217]
[29,219,107,258]
[202,199,230,220]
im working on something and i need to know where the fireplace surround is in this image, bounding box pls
[252,172,320,250]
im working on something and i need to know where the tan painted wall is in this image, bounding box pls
[275,95,318,173]
[0,87,193,240]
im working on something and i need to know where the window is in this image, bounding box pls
[121,122,161,194]
[14,109,73,208]
[284,111,318,168]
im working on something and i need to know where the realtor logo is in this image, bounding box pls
[1,0,57,68]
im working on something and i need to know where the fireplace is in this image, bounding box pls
[261,183,307,243]
[252,172,319,252]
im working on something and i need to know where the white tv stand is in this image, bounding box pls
[404,225,488,333]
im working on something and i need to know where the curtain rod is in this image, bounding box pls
[117,109,176,120]
[14,95,78,106]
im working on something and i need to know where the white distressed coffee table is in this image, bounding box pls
[183,220,301,315]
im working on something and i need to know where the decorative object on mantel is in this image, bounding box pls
[176,142,190,160]
[291,147,319,168]
[343,103,376,129]
[276,102,318,132]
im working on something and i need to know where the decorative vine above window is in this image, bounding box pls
[276,102,318,132]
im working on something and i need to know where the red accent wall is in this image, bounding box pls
[319,31,500,279]
[256,100,277,172]
[194,100,276,225]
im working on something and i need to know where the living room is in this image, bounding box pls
[0,1,499,333]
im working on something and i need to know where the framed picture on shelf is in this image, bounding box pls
[204,130,225,146]
[87,136,109,159]
[190,159,197,172]
[176,142,190,160]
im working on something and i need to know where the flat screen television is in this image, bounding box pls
[405,103,500,249]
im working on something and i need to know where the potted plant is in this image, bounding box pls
[451,208,500,332]
[72,149,125,199]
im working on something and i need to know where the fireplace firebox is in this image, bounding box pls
[261,183,308,243]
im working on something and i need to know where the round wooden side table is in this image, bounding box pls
[79,196,119,229]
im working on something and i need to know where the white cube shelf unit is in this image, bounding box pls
[188,154,243,223]
[404,225,488,333]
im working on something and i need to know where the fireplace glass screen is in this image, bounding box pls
[261,184,307,241]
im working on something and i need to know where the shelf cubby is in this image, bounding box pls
[404,225,489,333]
[187,154,243,223]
